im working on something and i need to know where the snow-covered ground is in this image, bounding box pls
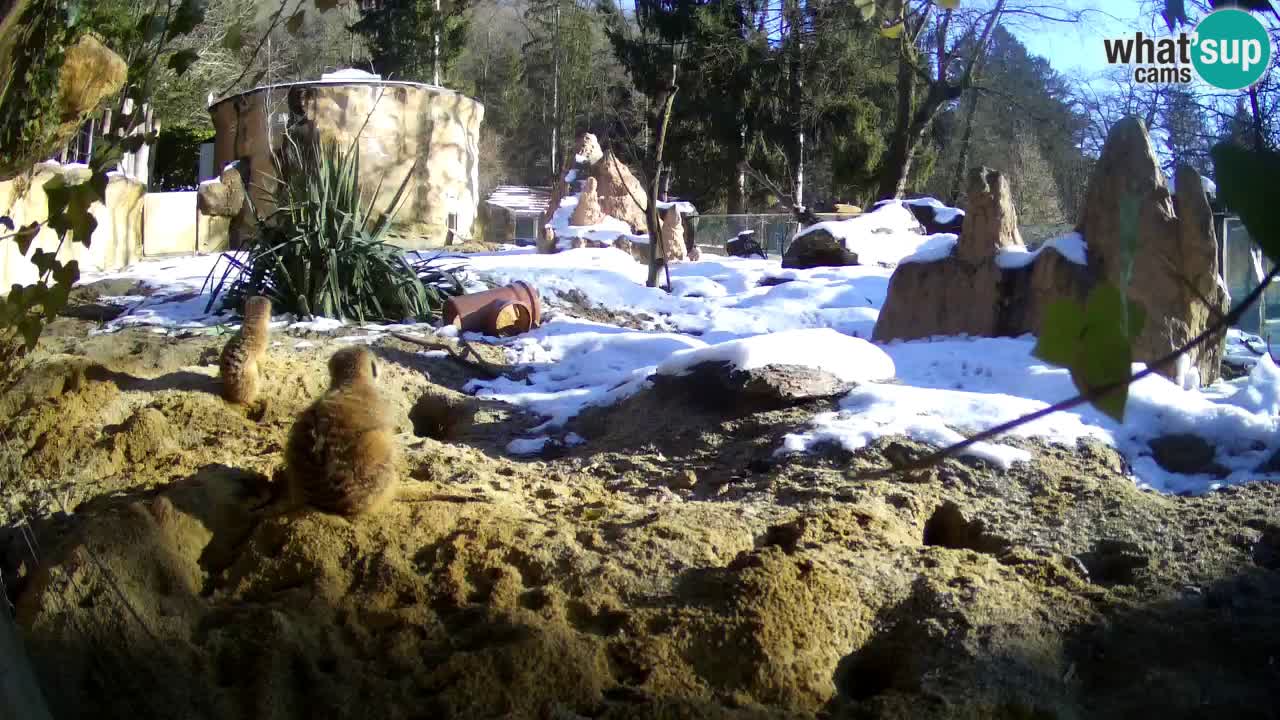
[77,205,1280,495]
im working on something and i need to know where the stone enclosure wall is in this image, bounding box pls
[208,81,484,249]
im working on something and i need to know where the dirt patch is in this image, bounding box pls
[2,324,1280,719]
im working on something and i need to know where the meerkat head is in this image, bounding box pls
[328,346,379,388]
[242,295,272,332]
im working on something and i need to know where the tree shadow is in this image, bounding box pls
[84,364,221,396]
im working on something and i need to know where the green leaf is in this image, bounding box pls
[30,249,59,276]
[286,9,307,35]
[1033,299,1086,367]
[44,177,98,248]
[17,317,42,350]
[1084,283,1145,343]
[1212,143,1280,264]
[1072,322,1134,423]
[223,23,244,52]
[55,260,80,288]
[170,0,209,37]
[168,49,201,76]
[13,223,41,255]
[315,0,342,10]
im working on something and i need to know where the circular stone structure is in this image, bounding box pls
[209,72,484,248]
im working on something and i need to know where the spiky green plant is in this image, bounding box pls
[204,134,462,323]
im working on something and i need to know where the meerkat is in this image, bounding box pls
[219,295,272,404]
[284,346,398,517]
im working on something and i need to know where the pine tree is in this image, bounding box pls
[352,0,473,84]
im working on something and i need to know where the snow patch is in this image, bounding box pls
[655,328,896,384]
[794,202,935,266]
[995,232,1088,269]
[899,234,958,264]
[903,196,965,224]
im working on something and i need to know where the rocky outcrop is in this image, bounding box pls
[196,164,246,218]
[651,361,857,413]
[957,170,1021,261]
[596,152,649,233]
[570,177,604,227]
[873,167,1084,342]
[660,206,688,263]
[782,230,858,269]
[540,133,651,250]
[875,119,1227,382]
[1075,117,1228,384]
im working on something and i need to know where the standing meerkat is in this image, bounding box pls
[284,346,398,517]
[219,295,272,404]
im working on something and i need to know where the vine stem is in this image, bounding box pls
[852,264,1280,480]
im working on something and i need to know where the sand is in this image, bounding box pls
[1,307,1279,719]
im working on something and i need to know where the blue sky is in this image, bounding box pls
[1013,2,1144,78]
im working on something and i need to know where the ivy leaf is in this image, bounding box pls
[1033,300,1086,367]
[18,317,42,350]
[1034,283,1145,422]
[286,9,307,35]
[44,176,99,248]
[223,23,244,52]
[880,19,905,38]
[1212,143,1280,264]
[168,49,202,76]
[137,12,163,42]
[0,217,12,232]
[851,0,877,21]
[13,224,41,255]
[30,249,59,277]
[1072,322,1134,423]
[170,0,209,37]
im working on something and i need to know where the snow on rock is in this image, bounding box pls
[506,436,551,456]
[793,202,935,266]
[669,276,729,298]
[903,196,965,224]
[546,195,645,249]
[899,234,958,264]
[1229,352,1280,415]
[786,335,1280,493]
[656,328,895,384]
[995,232,1088,269]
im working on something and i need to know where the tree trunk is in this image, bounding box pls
[786,0,805,207]
[550,0,561,179]
[646,78,678,289]
[729,123,747,214]
[948,88,981,203]
[877,39,918,200]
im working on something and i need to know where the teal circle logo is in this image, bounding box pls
[1192,9,1273,90]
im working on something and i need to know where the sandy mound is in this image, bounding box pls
[2,320,1280,719]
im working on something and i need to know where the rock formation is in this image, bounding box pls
[956,170,1021,261]
[652,361,857,414]
[1075,118,1228,384]
[781,229,859,269]
[197,164,247,218]
[660,206,688,263]
[539,133,651,250]
[875,119,1228,386]
[873,167,1089,342]
[570,177,605,227]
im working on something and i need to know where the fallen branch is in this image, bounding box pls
[390,331,503,379]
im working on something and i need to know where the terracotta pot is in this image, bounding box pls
[443,281,542,335]
[489,300,534,336]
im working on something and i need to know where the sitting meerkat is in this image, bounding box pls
[284,346,398,517]
[219,295,272,404]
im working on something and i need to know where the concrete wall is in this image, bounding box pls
[0,172,232,293]
[143,191,230,256]
[209,81,484,249]
[0,164,145,290]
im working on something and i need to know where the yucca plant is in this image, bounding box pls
[204,133,463,323]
